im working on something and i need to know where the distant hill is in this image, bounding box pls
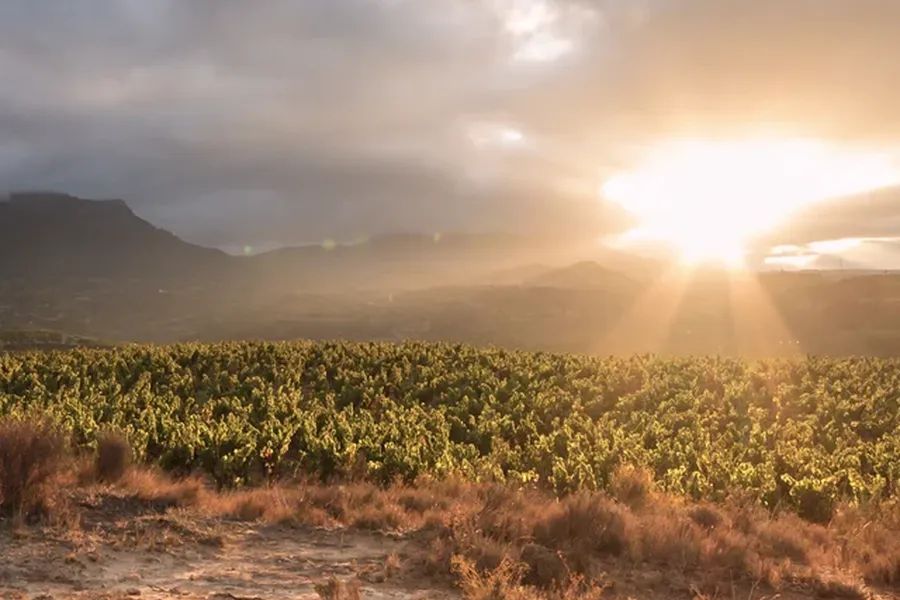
[0,192,230,281]
[246,231,563,292]
[0,329,107,351]
[0,193,566,290]
[527,261,636,290]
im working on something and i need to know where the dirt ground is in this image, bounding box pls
[0,492,458,600]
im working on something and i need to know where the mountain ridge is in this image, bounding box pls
[0,192,230,281]
[0,192,577,291]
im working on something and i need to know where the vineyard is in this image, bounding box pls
[1,341,898,521]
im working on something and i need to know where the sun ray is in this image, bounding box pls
[728,273,804,357]
[594,263,804,356]
[593,265,695,354]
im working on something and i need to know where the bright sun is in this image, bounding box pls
[602,138,900,268]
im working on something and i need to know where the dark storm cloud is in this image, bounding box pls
[1,0,899,252]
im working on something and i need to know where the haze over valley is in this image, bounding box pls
[2,191,899,356]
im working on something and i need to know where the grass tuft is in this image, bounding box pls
[609,464,655,510]
[0,417,66,521]
[95,430,132,483]
[314,576,362,600]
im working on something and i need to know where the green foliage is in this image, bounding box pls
[0,342,897,515]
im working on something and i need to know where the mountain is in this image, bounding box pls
[0,192,568,288]
[246,231,571,292]
[527,261,636,290]
[0,192,230,282]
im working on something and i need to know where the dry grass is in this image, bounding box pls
[534,492,631,558]
[830,500,900,586]
[609,464,656,510]
[5,434,895,599]
[118,467,205,510]
[384,552,402,579]
[0,418,66,520]
[452,556,606,600]
[93,466,892,598]
[95,431,132,483]
[313,577,362,600]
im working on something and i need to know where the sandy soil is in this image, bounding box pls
[0,504,457,600]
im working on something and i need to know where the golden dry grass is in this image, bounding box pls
[452,556,607,600]
[313,577,362,600]
[95,430,132,483]
[95,466,896,598]
[0,418,66,521]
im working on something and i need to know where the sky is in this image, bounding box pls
[1,0,900,266]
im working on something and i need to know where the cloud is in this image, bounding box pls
[755,187,900,248]
[0,0,898,254]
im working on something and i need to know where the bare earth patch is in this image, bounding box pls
[1,506,456,599]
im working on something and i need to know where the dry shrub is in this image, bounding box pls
[756,519,813,565]
[396,486,453,514]
[811,577,869,599]
[443,515,517,573]
[609,464,655,510]
[635,509,705,568]
[534,493,631,559]
[351,501,406,531]
[520,543,567,587]
[314,577,362,600]
[120,468,204,510]
[229,488,294,522]
[452,556,605,600]
[180,483,316,525]
[718,490,770,532]
[453,555,538,600]
[705,527,753,571]
[855,551,900,587]
[830,501,900,586]
[0,418,66,520]
[193,479,433,530]
[95,430,131,483]
[475,485,542,542]
[687,503,727,530]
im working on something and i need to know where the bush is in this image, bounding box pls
[96,431,132,483]
[687,503,726,530]
[534,493,632,559]
[609,464,655,510]
[0,418,66,518]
